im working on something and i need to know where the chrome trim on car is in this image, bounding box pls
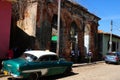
[7,64,12,67]
[22,68,48,75]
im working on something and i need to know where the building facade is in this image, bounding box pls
[98,31,120,58]
[0,0,12,58]
[10,0,100,62]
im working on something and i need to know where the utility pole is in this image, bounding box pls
[109,20,113,52]
[56,0,61,56]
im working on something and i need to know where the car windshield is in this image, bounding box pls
[21,53,37,62]
[106,52,116,56]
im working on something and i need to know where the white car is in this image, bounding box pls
[105,52,120,64]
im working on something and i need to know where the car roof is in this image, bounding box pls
[24,50,57,58]
[107,52,120,54]
[106,52,120,55]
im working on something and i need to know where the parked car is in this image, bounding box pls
[104,52,120,64]
[1,50,73,80]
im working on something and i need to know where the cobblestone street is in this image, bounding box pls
[1,62,120,80]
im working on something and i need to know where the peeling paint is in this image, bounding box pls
[17,2,37,37]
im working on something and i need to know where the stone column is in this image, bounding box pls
[89,21,99,61]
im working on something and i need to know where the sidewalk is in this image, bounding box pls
[72,61,104,68]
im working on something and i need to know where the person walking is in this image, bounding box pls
[71,49,75,62]
[88,50,92,63]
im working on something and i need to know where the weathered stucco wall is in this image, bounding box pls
[0,1,11,58]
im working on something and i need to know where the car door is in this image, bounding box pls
[45,55,67,76]
[38,55,66,76]
[117,52,120,61]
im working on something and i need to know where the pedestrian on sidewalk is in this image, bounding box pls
[87,50,93,63]
[71,49,75,62]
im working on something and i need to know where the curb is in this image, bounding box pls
[0,74,9,78]
[72,61,104,68]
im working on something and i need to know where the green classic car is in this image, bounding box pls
[1,50,73,80]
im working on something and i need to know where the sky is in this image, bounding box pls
[74,0,120,36]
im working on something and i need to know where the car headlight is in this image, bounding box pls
[1,61,4,67]
[16,65,20,71]
[1,61,4,65]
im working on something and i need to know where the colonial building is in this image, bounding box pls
[9,0,100,62]
[98,30,120,58]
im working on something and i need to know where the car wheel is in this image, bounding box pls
[7,78,13,80]
[27,72,39,80]
[105,61,109,64]
[7,78,20,80]
[117,61,120,65]
[64,67,72,75]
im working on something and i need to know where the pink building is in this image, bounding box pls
[0,0,12,58]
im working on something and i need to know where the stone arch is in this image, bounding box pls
[72,15,83,30]
[36,2,59,50]
[47,3,58,22]
[61,8,72,31]
[86,21,99,61]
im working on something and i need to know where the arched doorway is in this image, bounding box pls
[70,22,79,62]
[84,24,90,55]
[50,14,64,56]
[51,15,58,52]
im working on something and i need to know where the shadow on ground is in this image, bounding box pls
[39,72,78,80]
[6,72,78,80]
